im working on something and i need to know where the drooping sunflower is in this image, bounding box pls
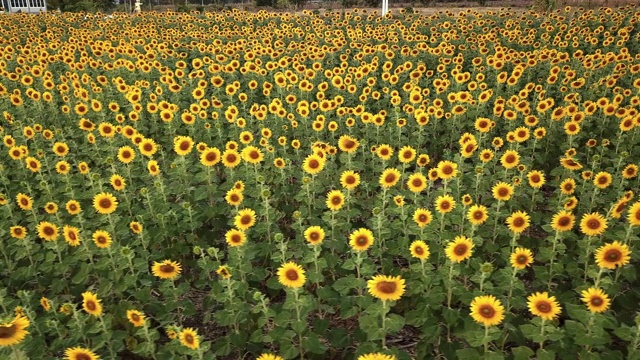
[445,236,474,263]
[10,225,27,240]
[304,226,325,245]
[0,315,30,346]
[126,310,145,327]
[326,190,345,211]
[357,353,396,360]
[579,212,608,237]
[225,189,243,207]
[506,211,530,234]
[435,194,456,214]
[92,230,112,249]
[173,135,194,156]
[257,354,285,360]
[151,260,182,280]
[510,247,534,269]
[628,202,640,226]
[379,168,401,188]
[367,275,405,302]
[93,192,118,215]
[340,170,361,190]
[63,225,81,247]
[129,221,143,234]
[302,153,325,175]
[437,160,458,180]
[64,347,99,360]
[409,240,430,260]
[179,327,200,350]
[277,262,306,289]
[470,295,505,327]
[40,297,51,312]
[234,208,257,231]
[216,265,231,279]
[580,288,610,313]
[349,228,375,252]
[16,193,33,211]
[36,221,59,241]
[225,228,246,247]
[81,291,103,317]
[560,157,582,171]
[406,173,427,193]
[492,182,514,201]
[413,208,433,228]
[200,147,221,167]
[593,171,612,189]
[467,204,489,225]
[551,211,575,232]
[527,292,561,321]
[594,241,631,269]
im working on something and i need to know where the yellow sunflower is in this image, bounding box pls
[225,228,246,247]
[0,315,30,346]
[409,240,430,260]
[580,288,610,313]
[413,208,433,228]
[65,199,82,214]
[593,171,612,189]
[92,230,112,249]
[349,228,375,252]
[445,236,474,263]
[110,174,126,191]
[340,170,361,190]
[234,208,257,231]
[16,193,33,211]
[627,202,640,226]
[435,194,456,214]
[579,212,608,237]
[526,170,545,188]
[81,291,103,317]
[179,327,200,350]
[358,353,396,360]
[492,182,514,201]
[173,135,194,156]
[470,295,505,327]
[437,160,458,180]
[527,292,561,321]
[379,168,401,188]
[304,226,325,245]
[36,221,59,242]
[93,192,118,215]
[510,247,534,270]
[467,204,489,225]
[277,262,306,289]
[241,145,264,164]
[64,347,100,360]
[151,260,182,280]
[117,146,135,164]
[367,275,406,302]
[500,150,520,169]
[200,147,221,167]
[326,190,345,211]
[216,265,231,279]
[594,241,631,269]
[302,153,325,175]
[63,225,81,247]
[126,310,145,327]
[10,226,27,240]
[257,354,285,360]
[551,211,575,232]
[406,173,427,193]
[506,211,530,234]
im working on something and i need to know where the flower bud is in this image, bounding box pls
[193,246,202,255]
[372,207,381,216]
[481,262,494,274]
[207,247,218,257]
[140,187,148,195]
[293,211,301,219]
[274,233,284,242]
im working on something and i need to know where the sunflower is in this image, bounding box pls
[393,195,405,207]
[302,153,325,175]
[510,247,534,269]
[559,178,576,195]
[66,200,81,215]
[138,138,158,157]
[225,189,243,207]
[173,135,194,156]
[147,160,161,176]
[579,212,608,237]
[225,228,246,247]
[277,262,306,289]
[241,146,264,164]
[340,170,360,190]
[338,135,360,153]
[628,202,640,226]
[594,241,631,269]
[376,144,394,160]
[580,288,610,313]
[257,354,285,360]
[151,260,182,280]
[93,192,118,215]
[125,310,145,327]
[81,292,103,317]
[0,315,30,346]
[234,208,256,230]
[492,182,514,201]
[398,146,416,163]
[129,221,143,234]
[367,275,405,302]
[526,170,545,188]
[92,230,112,249]
[622,164,638,179]
[25,156,41,172]
[63,225,81,246]
[470,295,505,327]
[200,147,221,167]
[326,190,345,211]
[413,208,433,228]
[560,157,582,170]
[216,265,231,279]
[467,204,489,225]
[437,160,458,180]
[500,150,520,169]
[564,196,579,211]
[53,142,69,156]
[16,193,33,211]
[357,353,396,360]
[551,211,575,232]
[379,168,401,188]
[117,146,135,164]
[435,194,456,214]
[445,236,474,263]
[304,226,325,245]
[37,221,59,241]
[179,328,200,350]
[349,228,375,251]
[110,174,126,191]
[10,226,27,240]
[409,240,430,260]
[506,211,530,234]
[407,173,427,193]
[40,297,51,312]
[527,292,561,321]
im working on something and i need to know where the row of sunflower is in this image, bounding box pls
[0,5,639,360]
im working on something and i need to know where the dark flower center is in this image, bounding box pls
[160,264,175,273]
[479,305,495,318]
[376,281,397,294]
[240,215,252,225]
[454,244,468,255]
[99,199,111,208]
[605,249,621,262]
[513,218,525,227]
[591,297,603,306]
[285,269,299,281]
[535,301,551,313]
[587,219,601,230]
[43,226,54,236]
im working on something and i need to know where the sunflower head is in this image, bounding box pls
[580,288,610,313]
[349,228,375,252]
[510,247,534,270]
[151,260,183,280]
[470,295,505,327]
[445,236,474,263]
[527,292,561,321]
[367,275,406,302]
[409,240,430,260]
[277,262,306,289]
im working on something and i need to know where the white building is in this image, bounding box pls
[1,0,47,13]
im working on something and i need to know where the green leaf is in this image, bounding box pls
[386,314,405,333]
[302,332,328,354]
[511,346,535,360]
[455,348,480,359]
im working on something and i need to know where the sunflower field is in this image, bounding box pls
[0,5,640,360]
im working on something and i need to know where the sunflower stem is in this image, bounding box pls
[492,200,502,242]
[539,319,546,350]
[484,324,490,353]
[506,267,518,311]
[583,236,593,282]
[293,288,305,359]
[381,300,388,349]
[547,230,560,291]
[99,316,116,359]
[447,261,455,309]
